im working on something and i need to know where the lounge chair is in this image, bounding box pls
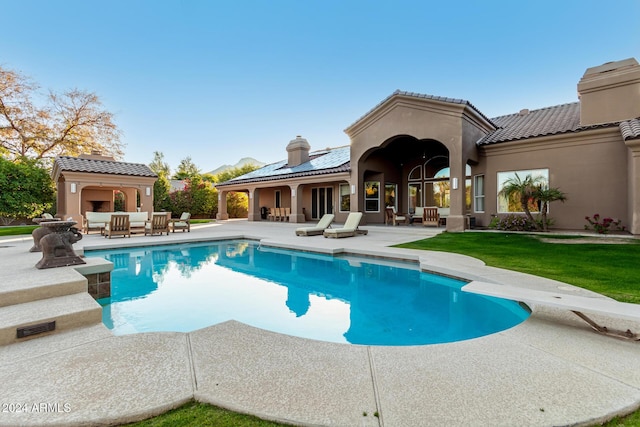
[323,212,365,238]
[170,212,191,233]
[145,213,169,236]
[104,214,131,239]
[295,214,335,236]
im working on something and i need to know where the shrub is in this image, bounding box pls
[584,214,625,234]
[489,214,537,231]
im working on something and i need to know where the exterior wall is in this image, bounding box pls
[475,127,629,230]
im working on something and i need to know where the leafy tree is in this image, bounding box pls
[149,152,171,211]
[188,175,216,217]
[0,65,123,160]
[153,175,172,212]
[0,157,55,225]
[149,151,171,177]
[173,156,200,180]
[226,191,249,218]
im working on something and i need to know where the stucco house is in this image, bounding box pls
[216,58,640,235]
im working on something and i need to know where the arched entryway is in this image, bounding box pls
[358,135,465,224]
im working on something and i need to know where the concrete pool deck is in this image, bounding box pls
[0,219,639,426]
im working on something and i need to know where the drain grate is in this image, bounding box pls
[17,321,56,338]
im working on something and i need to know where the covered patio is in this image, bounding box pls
[51,151,157,226]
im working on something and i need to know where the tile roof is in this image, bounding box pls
[218,99,636,186]
[345,90,497,131]
[54,156,157,177]
[478,102,619,145]
[620,118,640,141]
[217,146,351,186]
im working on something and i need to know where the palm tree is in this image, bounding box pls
[499,173,545,229]
[535,187,567,231]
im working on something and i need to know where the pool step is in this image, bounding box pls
[0,293,102,346]
[0,276,87,308]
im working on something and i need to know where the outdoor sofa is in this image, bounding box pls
[83,211,149,234]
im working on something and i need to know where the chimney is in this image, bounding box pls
[286,135,310,167]
[577,58,640,126]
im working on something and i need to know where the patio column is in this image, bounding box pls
[139,185,154,217]
[626,138,640,235]
[447,153,466,232]
[122,188,138,212]
[63,181,82,224]
[289,184,305,223]
[216,190,229,220]
[248,188,260,221]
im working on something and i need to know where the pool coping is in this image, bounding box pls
[0,220,639,426]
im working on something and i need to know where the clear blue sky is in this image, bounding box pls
[2,0,638,173]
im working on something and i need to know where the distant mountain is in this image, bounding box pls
[206,157,266,176]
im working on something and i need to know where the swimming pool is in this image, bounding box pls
[87,240,529,345]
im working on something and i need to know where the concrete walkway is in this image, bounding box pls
[0,220,639,426]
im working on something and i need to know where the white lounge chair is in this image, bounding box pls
[323,212,365,238]
[295,214,334,236]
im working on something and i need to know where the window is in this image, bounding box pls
[384,184,397,209]
[408,165,422,181]
[275,190,281,208]
[474,175,485,213]
[497,169,549,213]
[339,184,350,212]
[364,181,380,212]
[311,187,333,219]
[408,183,422,213]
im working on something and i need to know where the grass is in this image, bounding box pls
[1,226,638,426]
[0,225,38,236]
[396,232,640,304]
[121,401,287,427]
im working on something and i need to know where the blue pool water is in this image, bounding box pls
[87,240,529,345]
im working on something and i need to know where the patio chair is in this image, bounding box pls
[385,206,407,226]
[145,213,169,236]
[267,207,276,221]
[295,214,334,236]
[104,214,131,239]
[323,212,365,238]
[171,212,191,233]
[283,207,291,222]
[423,207,440,227]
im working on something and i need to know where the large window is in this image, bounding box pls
[364,181,380,212]
[410,164,472,211]
[339,184,350,212]
[497,169,549,213]
[474,175,485,213]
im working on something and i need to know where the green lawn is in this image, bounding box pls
[121,401,287,427]
[2,226,638,426]
[396,232,640,304]
[0,225,38,236]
